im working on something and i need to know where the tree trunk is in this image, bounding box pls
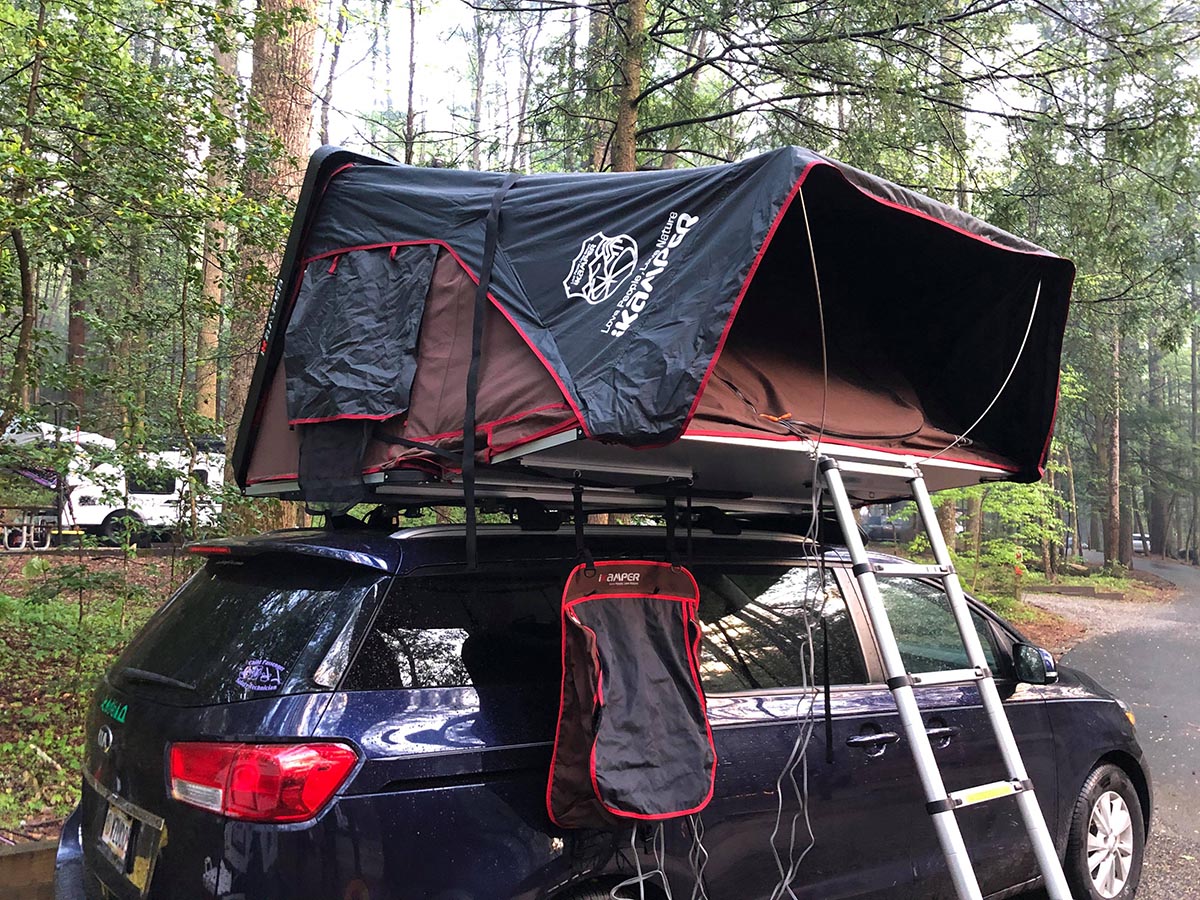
[224,0,317,529]
[1147,330,1168,558]
[586,8,611,171]
[563,5,578,171]
[7,230,37,415]
[66,249,88,411]
[1042,465,1056,579]
[1103,335,1121,565]
[968,487,987,592]
[404,0,417,163]
[0,0,48,433]
[1063,440,1082,559]
[508,11,544,172]
[319,4,348,145]
[197,43,237,424]
[470,9,488,169]
[936,497,957,552]
[611,0,646,172]
[1192,276,1199,563]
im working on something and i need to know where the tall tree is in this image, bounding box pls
[223,0,318,524]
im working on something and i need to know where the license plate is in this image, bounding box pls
[101,804,133,864]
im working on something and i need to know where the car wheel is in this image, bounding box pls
[1064,763,1144,900]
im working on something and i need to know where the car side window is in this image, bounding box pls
[696,566,867,693]
[875,578,998,674]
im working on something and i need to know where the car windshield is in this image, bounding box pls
[110,555,387,706]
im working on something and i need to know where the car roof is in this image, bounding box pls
[192,524,900,575]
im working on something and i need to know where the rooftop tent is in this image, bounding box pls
[233,146,1074,511]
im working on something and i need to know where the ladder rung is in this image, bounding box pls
[827,459,920,479]
[942,779,1032,811]
[870,562,954,578]
[910,667,989,687]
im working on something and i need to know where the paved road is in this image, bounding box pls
[1031,556,1200,899]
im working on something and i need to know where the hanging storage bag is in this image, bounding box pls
[547,560,716,829]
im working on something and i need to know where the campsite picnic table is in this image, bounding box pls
[0,506,57,551]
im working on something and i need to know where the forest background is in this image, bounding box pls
[1,0,1200,832]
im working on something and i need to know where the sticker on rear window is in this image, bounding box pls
[236,659,285,692]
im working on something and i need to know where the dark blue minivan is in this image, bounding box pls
[55,524,1150,900]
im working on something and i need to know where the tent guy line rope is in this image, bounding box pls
[764,180,830,900]
[927,279,1042,463]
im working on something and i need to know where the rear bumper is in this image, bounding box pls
[53,804,86,900]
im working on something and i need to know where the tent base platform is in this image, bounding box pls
[246,433,1014,515]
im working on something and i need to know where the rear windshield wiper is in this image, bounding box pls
[120,667,196,691]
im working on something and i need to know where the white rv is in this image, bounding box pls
[2,423,224,542]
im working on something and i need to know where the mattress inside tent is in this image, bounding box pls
[237,150,1073,511]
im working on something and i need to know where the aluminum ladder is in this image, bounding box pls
[818,455,1073,900]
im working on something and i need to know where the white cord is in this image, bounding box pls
[927,279,1042,461]
[761,182,833,900]
[687,815,711,900]
[612,825,674,900]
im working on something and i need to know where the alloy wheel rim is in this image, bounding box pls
[1087,790,1134,898]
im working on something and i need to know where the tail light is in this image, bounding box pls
[169,742,358,822]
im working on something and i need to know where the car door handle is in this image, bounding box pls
[925,725,961,746]
[846,732,901,748]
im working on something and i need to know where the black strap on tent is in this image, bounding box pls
[665,488,678,567]
[685,483,694,564]
[572,479,595,575]
[374,431,463,465]
[463,172,519,570]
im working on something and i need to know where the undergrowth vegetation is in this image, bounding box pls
[0,549,197,836]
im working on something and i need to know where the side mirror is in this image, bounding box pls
[1013,643,1058,685]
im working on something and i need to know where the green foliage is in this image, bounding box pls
[0,553,196,828]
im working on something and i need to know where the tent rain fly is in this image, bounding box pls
[233,147,1074,512]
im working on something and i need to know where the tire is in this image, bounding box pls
[1063,763,1145,900]
[101,510,145,546]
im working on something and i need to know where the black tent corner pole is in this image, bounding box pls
[462,172,519,570]
[664,487,678,567]
[572,476,594,575]
[685,482,694,565]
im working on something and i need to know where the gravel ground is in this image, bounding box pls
[1024,573,1200,900]
[1022,592,1178,644]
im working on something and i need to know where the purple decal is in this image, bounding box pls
[236,659,285,692]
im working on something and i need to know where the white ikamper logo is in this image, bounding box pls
[603,571,641,584]
[603,211,699,338]
[563,232,639,305]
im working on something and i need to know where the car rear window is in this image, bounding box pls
[111,555,387,706]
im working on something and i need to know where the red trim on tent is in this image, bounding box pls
[678,158,1062,443]
[289,411,400,426]
[679,163,817,435]
[545,585,575,828]
[487,420,577,458]
[402,403,571,444]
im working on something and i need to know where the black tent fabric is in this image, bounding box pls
[548,561,715,828]
[234,146,1075,498]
